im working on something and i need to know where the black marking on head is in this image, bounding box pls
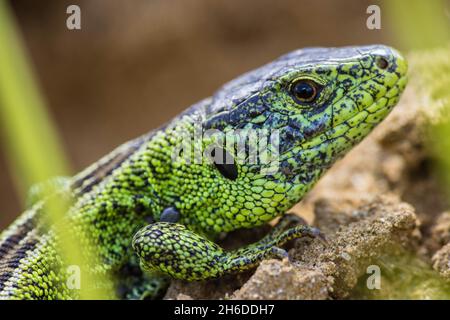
[204,94,268,131]
[211,148,238,181]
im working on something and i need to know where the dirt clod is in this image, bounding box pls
[232,259,330,300]
[432,244,450,281]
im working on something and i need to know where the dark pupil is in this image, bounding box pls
[376,57,389,69]
[293,82,315,100]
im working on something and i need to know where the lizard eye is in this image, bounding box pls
[211,148,238,181]
[290,79,321,103]
[376,56,389,70]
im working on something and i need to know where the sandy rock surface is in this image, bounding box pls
[233,196,419,300]
[433,243,450,280]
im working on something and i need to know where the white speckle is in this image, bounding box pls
[341,252,351,261]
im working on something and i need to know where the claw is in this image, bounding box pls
[310,227,329,246]
[270,246,289,260]
[285,213,308,226]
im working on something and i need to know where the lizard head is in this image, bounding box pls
[155,45,407,233]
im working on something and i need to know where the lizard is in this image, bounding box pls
[0,45,408,299]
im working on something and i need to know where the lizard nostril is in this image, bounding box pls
[376,56,389,70]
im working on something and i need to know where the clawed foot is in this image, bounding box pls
[264,213,328,263]
[265,212,328,246]
[309,226,328,245]
[132,213,328,281]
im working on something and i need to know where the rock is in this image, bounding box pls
[430,212,450,280]
[432,243,450,281]
[431,212,450,249]
[164,273,251,300]
[164,196,420,299]
[174,293,194,300]
[232,259,330,300]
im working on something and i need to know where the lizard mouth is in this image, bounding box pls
[306,74,407,150]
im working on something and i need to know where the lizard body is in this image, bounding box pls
[0,45,407,299]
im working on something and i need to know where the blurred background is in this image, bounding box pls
[0,0,444,228]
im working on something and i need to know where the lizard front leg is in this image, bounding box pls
[132,218,324,281]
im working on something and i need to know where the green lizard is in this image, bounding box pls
[0,45,407,299]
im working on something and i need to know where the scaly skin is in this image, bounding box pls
[0,45,407,299]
